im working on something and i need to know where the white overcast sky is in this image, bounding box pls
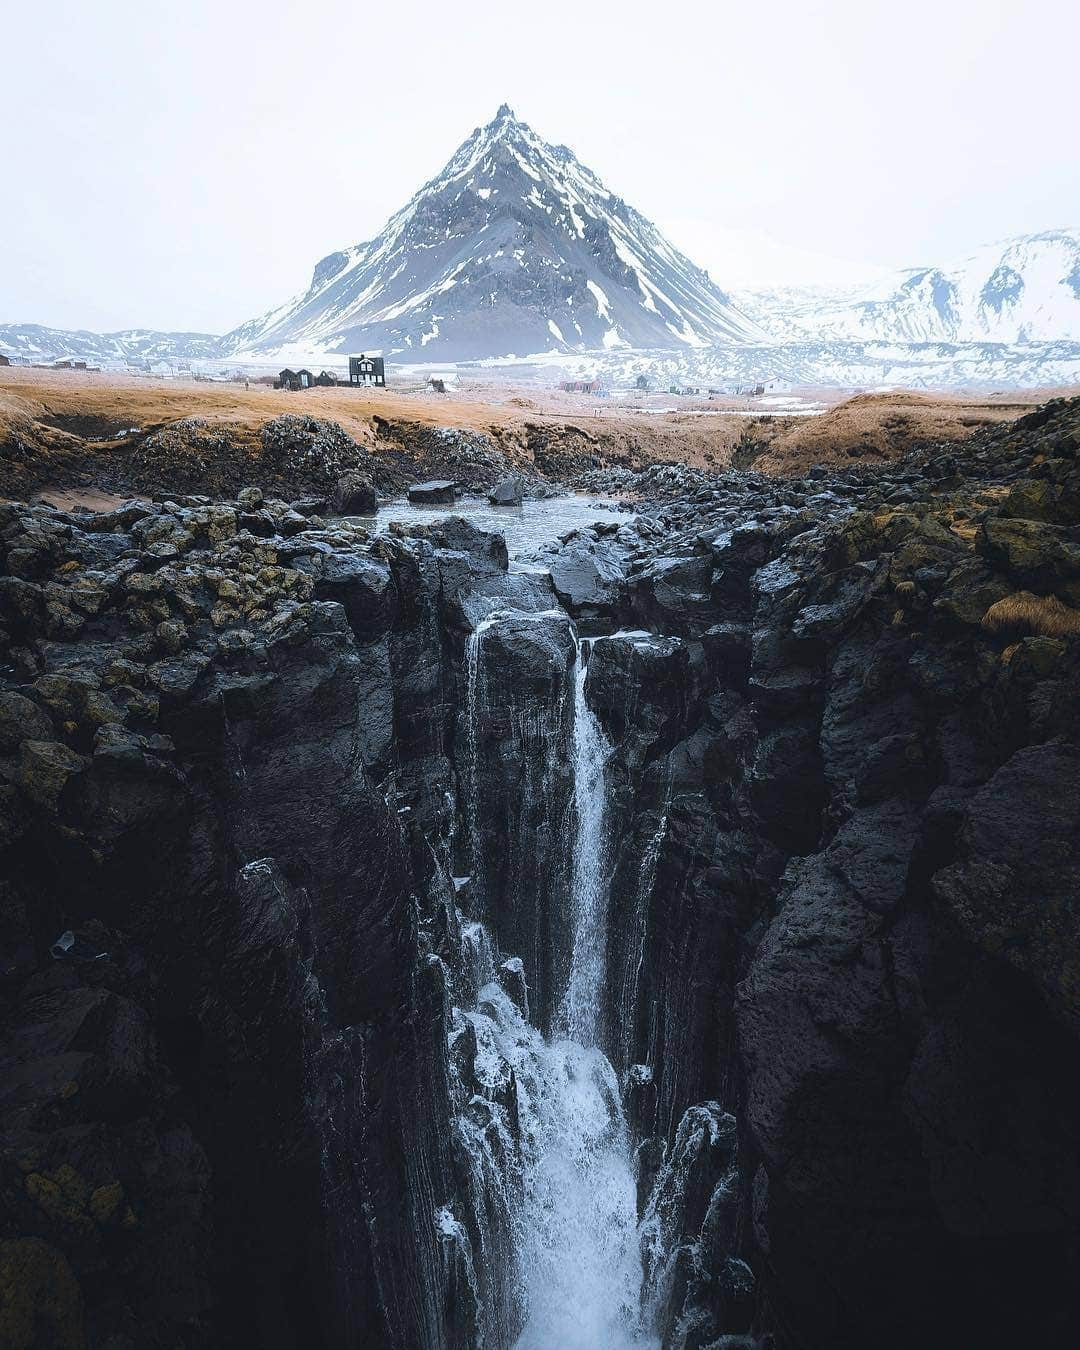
[6,0,1078,333]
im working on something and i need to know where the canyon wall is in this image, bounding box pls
[3,399,1080,1347]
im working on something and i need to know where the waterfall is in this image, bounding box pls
[450,614,656,1350]
[559,638,615,1048]
[447,944,655,1350]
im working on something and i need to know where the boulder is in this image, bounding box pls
[331,473,377,515]
[497,957,529,1017]
[544,534,628,617]
[408,480,456,504]
[487,476,523,506]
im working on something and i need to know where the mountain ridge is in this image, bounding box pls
[739,227,1080,345]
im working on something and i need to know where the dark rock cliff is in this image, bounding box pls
[2,398,1080,1348]
[579,398,1080,1348]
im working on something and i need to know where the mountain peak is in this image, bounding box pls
[223,110,765,361]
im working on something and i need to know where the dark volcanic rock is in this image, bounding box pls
[522,397,1080,1350]
[0,493,481,1349]
[331,471,378,515]
[409,480,457,504]
[541,529,630,619]
[458,610,576,1030]
[487,476,523,506]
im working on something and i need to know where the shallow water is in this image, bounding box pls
[362,494,633,559]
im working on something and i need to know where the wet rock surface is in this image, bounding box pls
[1,395,1079,1348]
[0,491,508,1347]
[487,477,523,507]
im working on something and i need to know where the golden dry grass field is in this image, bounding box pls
[0,366,1069,500]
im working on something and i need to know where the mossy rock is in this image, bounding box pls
[978,517,1080,588]
[0,692,54,751]
[16,741,90,813]
[88,1182,124,1227]
[932,561,1011,628]
[0,1237,85,1349]
[999,477,1057,522]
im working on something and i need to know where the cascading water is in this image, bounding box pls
[448,616,657,1350]
[559,638,615,1048]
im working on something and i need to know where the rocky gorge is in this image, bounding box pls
[1,398,1079,1348]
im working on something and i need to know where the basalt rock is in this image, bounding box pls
[1,395,1079,1350]
[458,610,576,1030]
[487,477,523,507]
[409,480,457,504]
[0,493,495,1349]
[331,471,378,515]
[584,397,1080,1350]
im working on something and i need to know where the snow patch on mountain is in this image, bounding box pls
[467,339,1080,392]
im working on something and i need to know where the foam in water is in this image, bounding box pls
[449,974,656,1350]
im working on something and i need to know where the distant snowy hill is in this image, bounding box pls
[0,324,221,367]
[510,339,1080,393]
[220,105,766,362]
[740,229,1080,345]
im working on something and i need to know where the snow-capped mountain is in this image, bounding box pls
[4,133,1078,390]
[0,324,221,367]
[221,105,766,362]
[740,229,1080,345]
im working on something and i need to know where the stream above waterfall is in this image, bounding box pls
[364,494,634,557]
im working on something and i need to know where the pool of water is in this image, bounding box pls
[358,494,634,559]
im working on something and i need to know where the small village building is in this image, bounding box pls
[277,368,314,391]
[349,355,385,387]
[559,378,606,396]
[0,354,10,366]
[314,370,339,387]
[721,379,792,397]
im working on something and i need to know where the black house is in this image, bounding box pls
[348,354,385,387]
[277,368,313,391]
